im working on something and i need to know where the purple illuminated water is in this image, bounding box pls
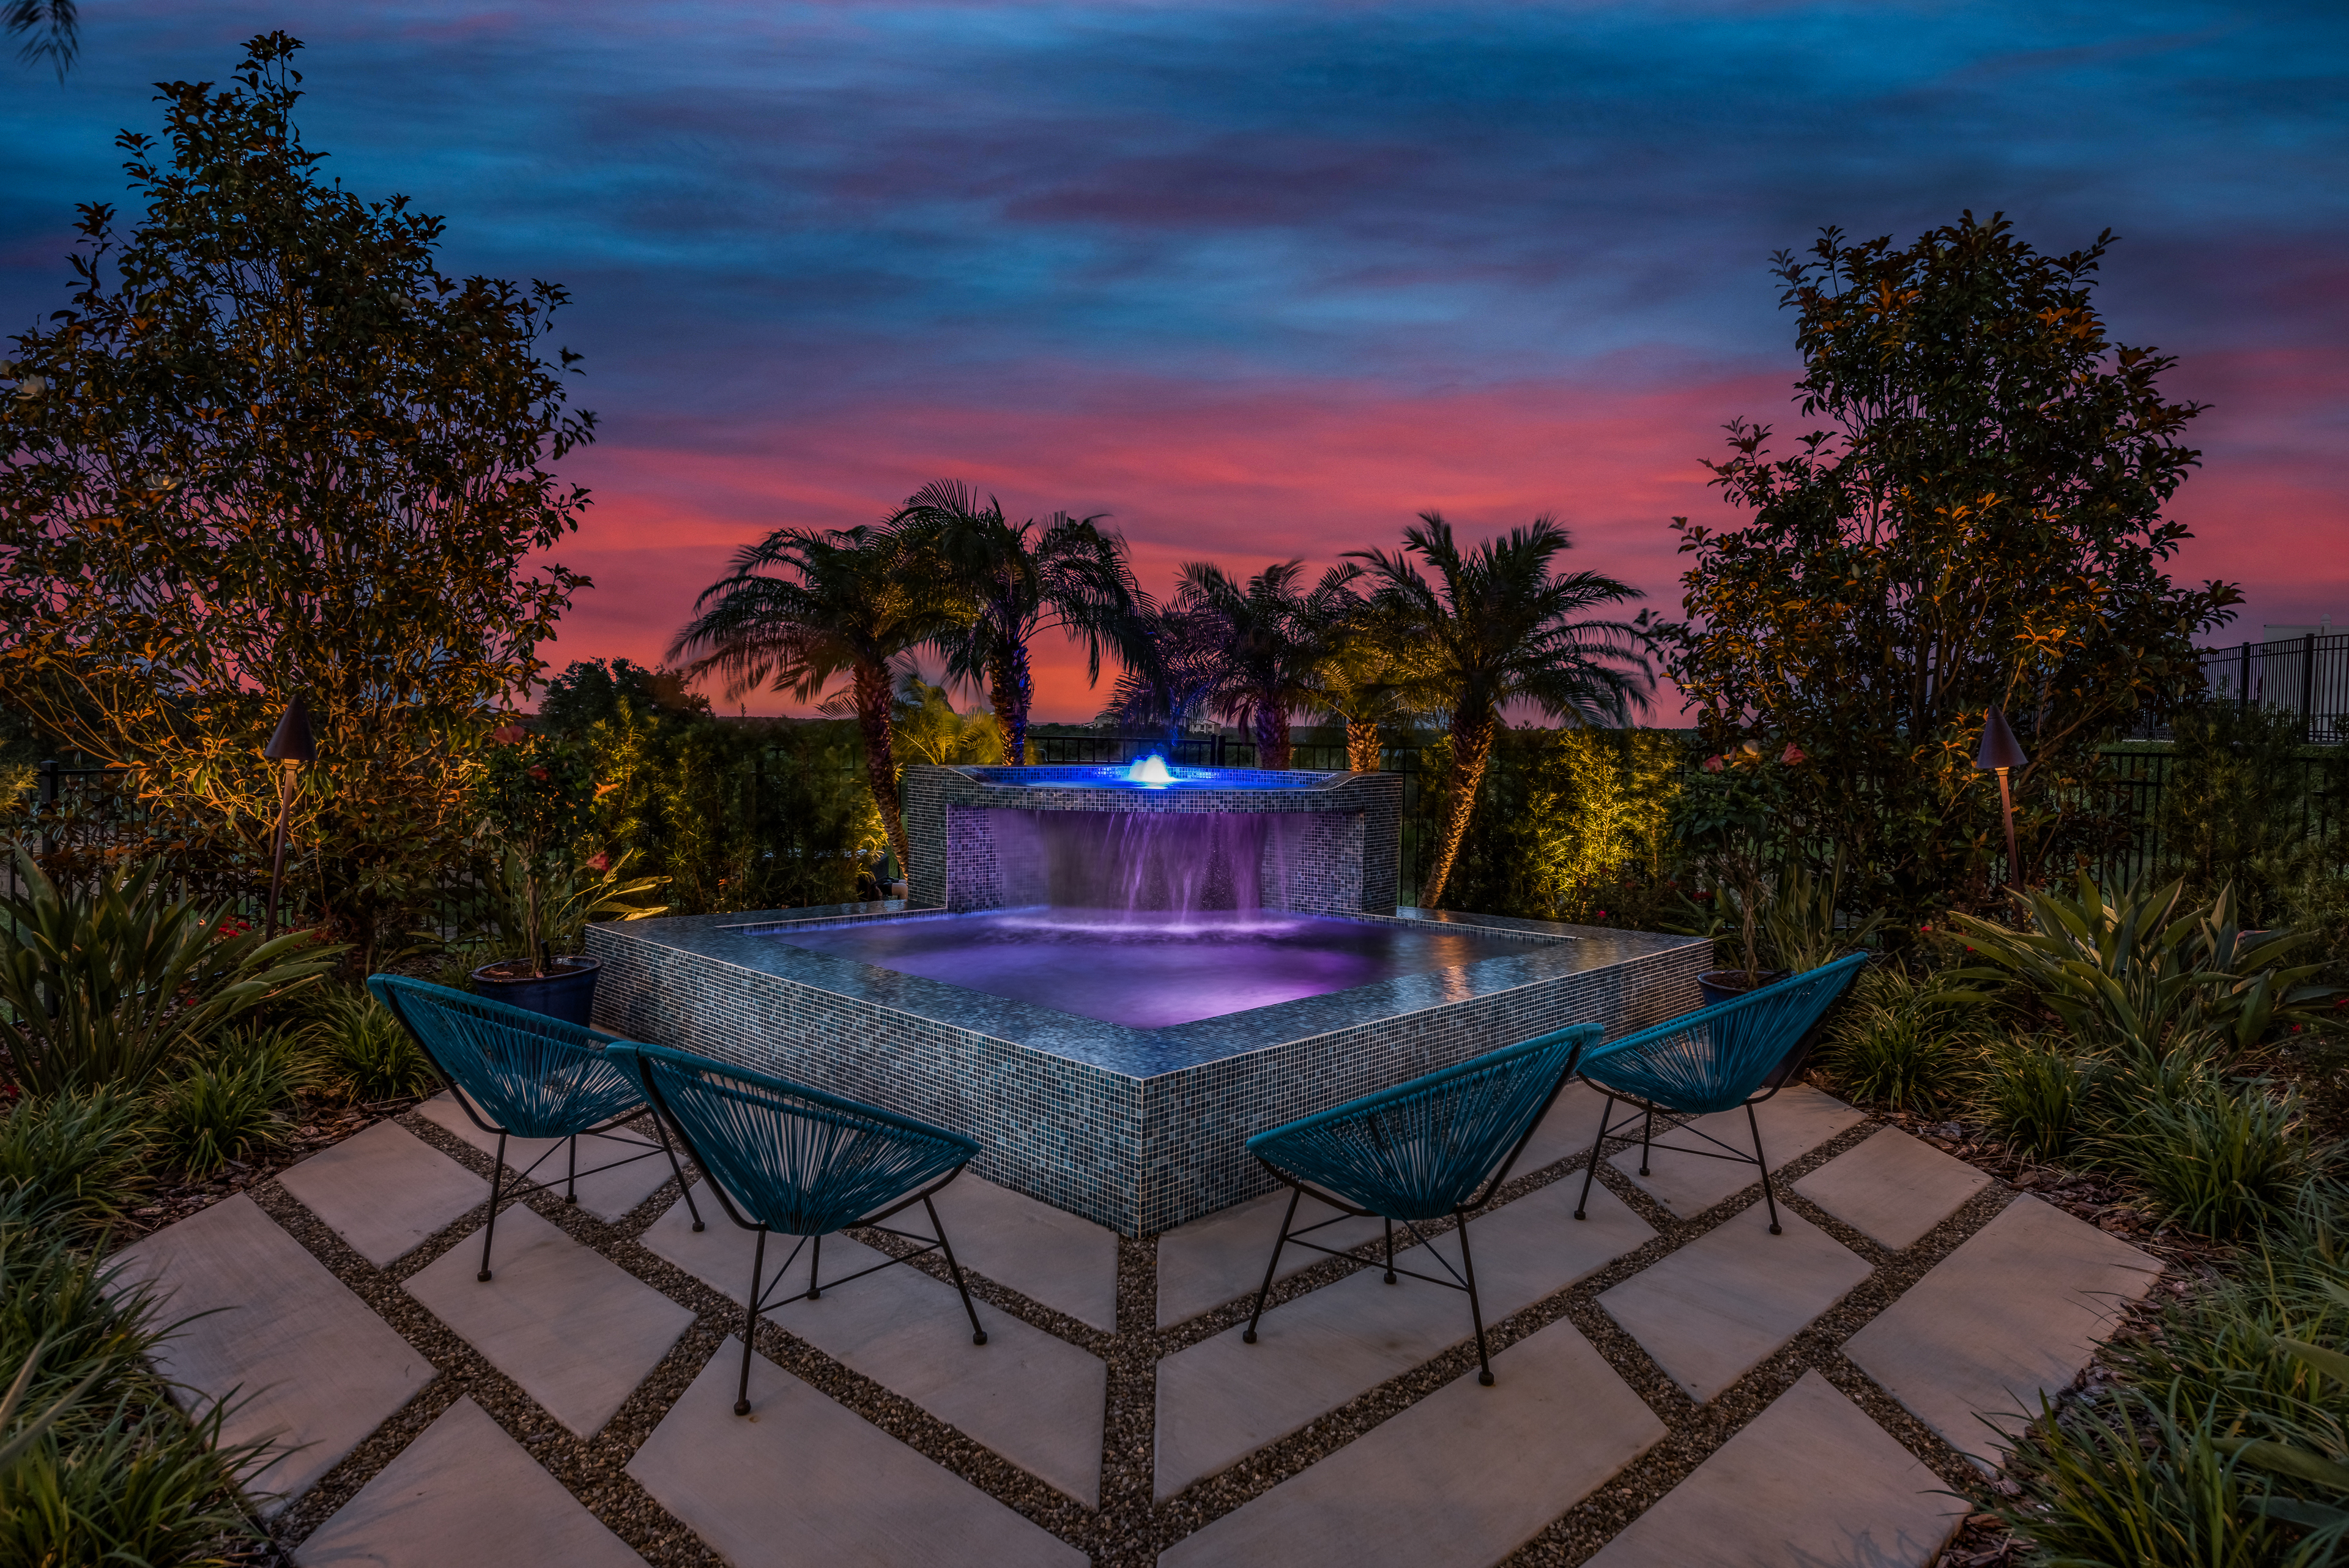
[773,908,1540,1028]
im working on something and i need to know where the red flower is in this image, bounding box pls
[527,765,549,783]
[1702,755,1724,773]
[1781,743,1806,765]
[491,724,528,746]
[587,852,609,873]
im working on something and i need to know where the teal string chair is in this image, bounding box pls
[1241,1022,1603,1387]
[1572,953,1868,1235]
[606,1041,987,1417]
[366,976,703,1281]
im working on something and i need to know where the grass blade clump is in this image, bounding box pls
[1822,967,1975,1113]
[0,1203,267,1564]
[1975,1036,2104,1162]
[0,1089,152,1241]
[1998,1389,2288,1568]
[314,987,439,1104]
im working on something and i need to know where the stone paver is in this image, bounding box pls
[641,1191,1107,1505]
[276,1120,487,1268]
[1162,1314,1666,1568]
[1794,1128,1992,1251]
[416,1093,680,1224]
[1601,1204,1870,1403]
[1587,1370,1960,1568]
[1606,1085,1868,1217]
[295,1396,644,1568]
[628,1337,1088,1568]
[1155,1174,1652,1499]
[1156,1186,1384,1328]
[1515,1079,1611,1174]
[405,1205,694,1438]
[931,1173,1120,1332]
[1152,1083,1609,1331]
[112,1195,431,1510]
[1844,1195,2159,1465]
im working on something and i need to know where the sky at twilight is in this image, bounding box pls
[4,1,2344,720]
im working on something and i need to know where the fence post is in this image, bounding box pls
[2239,642,2252,713]
[35,758,58,861]
[2303,633,2319,743]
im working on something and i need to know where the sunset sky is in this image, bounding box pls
[6,1,2343,721]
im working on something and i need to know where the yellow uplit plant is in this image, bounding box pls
[1523,729,1683,923]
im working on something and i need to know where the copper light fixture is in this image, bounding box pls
[1974,706,2028,895]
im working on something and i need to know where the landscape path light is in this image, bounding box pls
[1974,706,2028,896]
[264,696,316,939]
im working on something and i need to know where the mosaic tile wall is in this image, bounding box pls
[1133,939,1705,1230]
[590,915,1709,1235]
[902,764,1403,916]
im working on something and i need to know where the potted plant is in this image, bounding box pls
[468,726,665,1023]
[1674,739,1800,1002]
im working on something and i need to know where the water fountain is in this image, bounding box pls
[590,759,1705,1235]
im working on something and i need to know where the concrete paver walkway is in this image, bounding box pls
[113,1079,2158,1566]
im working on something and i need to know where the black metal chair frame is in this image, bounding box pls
[1570,1008,1835,1238]
[375,986,705,1282]
[1242,1051,1583,1388]
[631,1067,989,1418]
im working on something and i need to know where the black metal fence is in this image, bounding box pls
[2098,743,2346,884]
[2189,633,2349,745]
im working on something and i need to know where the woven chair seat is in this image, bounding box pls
[368,976,642,1139]
[608,1043,979,1238]
[1581,953,1868,1116]
[1247,1023,1603,1223]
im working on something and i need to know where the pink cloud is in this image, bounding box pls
[535,356,2342,722]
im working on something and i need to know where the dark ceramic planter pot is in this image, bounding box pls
[470,956,601,1027]
[1697,968,1792,1008]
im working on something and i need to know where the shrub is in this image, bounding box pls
[1998,1389,2290,1568]
[314,989,439,1104]
[2113,1074,2318,1239]
[0,850,341,1096]
[150,1058,291,1179]
[1823,968,1970,1113]
[1947,874,2336,1074]
[1975,1035,2102,1161]
[0,1206,262,1564]
[0,1090,152,1241]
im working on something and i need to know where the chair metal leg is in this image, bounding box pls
[1640,1107,1654,1176]
[1243,1186,1302,1345]
[1456,1208,1494,1386]
[1748,1102,1782,1235]
[1575,1093,1615,1221]
[565,1135,579,1203]
[1383,1217,1396,1284]
[924,1194,988,1345]
[477,1132,507,1282]
[808,1233,822,1300]
[736,1227,768,1416]
[648,1114,703,1230]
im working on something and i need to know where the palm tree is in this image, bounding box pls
[886,480,1141,765]
[1097,602,1222,751]
[7,1,76,78]
[1351,513,1650,908]
[1307,617,1415,773]
[1166,560,1361,770]
[669,524,968,880]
